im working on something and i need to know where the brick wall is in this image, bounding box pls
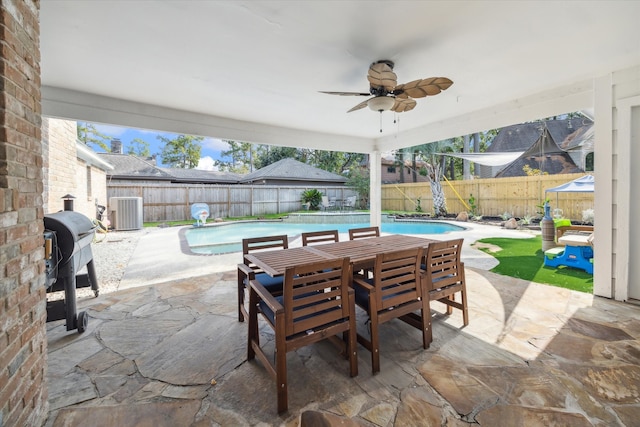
[42,117,108,219]
[0,1,49,426]
[42,118,76,213]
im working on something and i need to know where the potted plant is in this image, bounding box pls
[300,189,323,211]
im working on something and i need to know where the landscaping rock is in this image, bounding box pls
[504,218,519,229]
[456,211,469,222]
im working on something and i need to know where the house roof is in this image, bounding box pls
[98,153,172,180]
[162,168,242,184]
[240,158,346,184]
[559,124,594,153]
[487,118,594,152]
[98,153,242,183]
[495,128,582,177]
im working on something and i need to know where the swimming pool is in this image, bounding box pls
[184,220,466,255]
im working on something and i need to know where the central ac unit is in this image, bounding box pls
[109,197,143,231]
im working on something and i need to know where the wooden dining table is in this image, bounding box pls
[244,234,438,277]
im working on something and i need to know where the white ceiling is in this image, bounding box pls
[40,1,640,153]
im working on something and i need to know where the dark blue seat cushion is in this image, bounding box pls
[245,272,284,292]
[259,293,341,327]
[354,277,412,311]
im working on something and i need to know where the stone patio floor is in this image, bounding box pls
[44,226,640,426]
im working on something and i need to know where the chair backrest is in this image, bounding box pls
[242,235,288,267]
[349,226,380,240]
[321,195,330,207]
[344,196,356,207]
[302,230,339,246]
[422,239,464,293]
[283,257,351,336]
[372,247,423,311]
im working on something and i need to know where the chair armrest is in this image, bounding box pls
[237,263,256,280]
[249,279,283,313]
[352,276,374,292]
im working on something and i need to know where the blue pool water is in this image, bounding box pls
[185,220,465,255]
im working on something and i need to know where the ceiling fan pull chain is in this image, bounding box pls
[379,111,383,133]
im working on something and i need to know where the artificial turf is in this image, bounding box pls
[476,235,593,293]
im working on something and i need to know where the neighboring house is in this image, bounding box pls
[240,158,347,186]
[381,155,430,184]
[97,151,242,185]
[42,117,112,219]
[495,127,583,178]
[478,117,593,178]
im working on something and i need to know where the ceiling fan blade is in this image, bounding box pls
[391,97,417,113]
[320,91,371,96]
[347,98,371,113]
[367,62,397,92]
[394,77,453,98]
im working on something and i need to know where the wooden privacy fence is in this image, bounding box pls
[107,183,357,222]
[382,173,594,221]
[107,173,594,223]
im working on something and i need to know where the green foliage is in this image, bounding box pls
[345,167,369,209]
[218,140,256,173]
[501,211,513,221]
[520,215,533,225]
[127,138,151,157]
[536,197,551,217]
[253,145,299,170]
[468,193,477,216]
[415,197,423,213]
[522,164,549,176]
[158,134,203,168]
[77,122,110,151]
[476,236,593,293]
[300,189,323,210]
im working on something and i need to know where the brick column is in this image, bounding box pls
[0,1,48,426]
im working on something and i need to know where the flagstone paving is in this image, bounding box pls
[45,266,640,426]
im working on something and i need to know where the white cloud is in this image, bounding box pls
[92,123,130,137]
[202,137,229,151]
[197,156,219,171]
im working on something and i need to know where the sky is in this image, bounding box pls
[88,122,231,170]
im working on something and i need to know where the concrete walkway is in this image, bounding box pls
[45,224,640,426]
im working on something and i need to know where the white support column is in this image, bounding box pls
[614,95,640,301]
[593,74,613,298]
[369,151,382,228]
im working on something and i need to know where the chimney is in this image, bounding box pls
[111,138,123,154]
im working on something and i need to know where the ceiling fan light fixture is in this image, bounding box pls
[368,96,395,112]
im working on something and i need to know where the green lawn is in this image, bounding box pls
[476,235,593,293]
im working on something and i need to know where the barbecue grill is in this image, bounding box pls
[44,211,99,333]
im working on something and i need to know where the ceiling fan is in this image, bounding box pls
[321,60,453,114]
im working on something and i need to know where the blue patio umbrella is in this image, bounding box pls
[545,175,594,215]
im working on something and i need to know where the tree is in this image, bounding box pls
[218,140,256,173]
[252,144,365,175]
[253,145,299,170]
[345,167,369,209]
[158,134,203,168]
[127,138,151,157]
[402,140,455,217]
[77,122,110,151]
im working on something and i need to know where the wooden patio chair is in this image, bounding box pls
[422,238,468,343]
[301,229,339,246]
[237,235,288,322]
[348,226,380,240]
[352,247,429,374]
[247,257,357,413]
